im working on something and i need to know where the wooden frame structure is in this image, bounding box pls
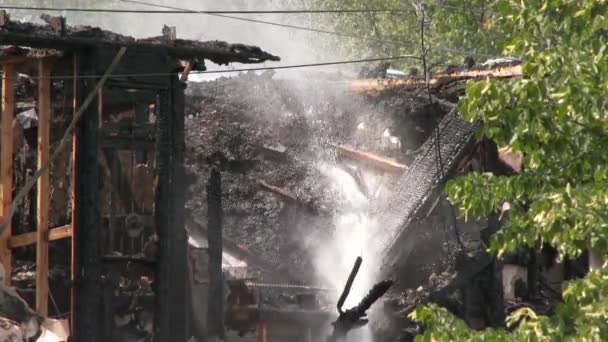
[0,11,279,341]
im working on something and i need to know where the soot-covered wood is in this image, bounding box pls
[0,14,280,66]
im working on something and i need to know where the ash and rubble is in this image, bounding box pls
[182,70,478,338]
[183,71,451,281]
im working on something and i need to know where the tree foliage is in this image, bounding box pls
[307,0,504,69]
[412,0,608,340]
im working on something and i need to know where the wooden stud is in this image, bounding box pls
[256,321,267,342]
[9,224,72,249]
[36,58,52,316]
[0,10,9,27]
[179,60,194,82]
[0,64,15,285]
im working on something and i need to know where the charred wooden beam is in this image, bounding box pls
[170,74,189,338]
[207,168,225,340]
[336,145,406,173]
[161,25,177,42]
[73,49,103,341]
[154,75,188,342]
[328,257,393,341]
[135,103,150,163]
[256,180,323,215]
[155,83,173,342]
[257,180,298,204]
[71,48,127,341]
[40,14,66,36]
[0,18,280,65]
[101,122,156,141]
[100,137,155,150]
[337,256,362,314]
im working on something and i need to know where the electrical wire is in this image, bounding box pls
[0,4,416,14]
[0,2,490,15]
[0,55,421,80]
[119,0,416,46]
[122,0,502,60]
[2,2,501,60]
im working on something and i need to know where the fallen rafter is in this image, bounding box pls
[336,145,406,173]
[350,63,522,94]
[256,180,322,215]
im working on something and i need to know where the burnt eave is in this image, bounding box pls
[0,19,280,65]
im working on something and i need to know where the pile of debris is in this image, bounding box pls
[183,71,456,284]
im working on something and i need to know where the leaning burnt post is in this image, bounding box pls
[328,257,393,342]
[207,167,225,340]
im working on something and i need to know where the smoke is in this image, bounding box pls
[311,161,390,342]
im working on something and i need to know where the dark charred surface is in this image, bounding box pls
[0,13,279,65]
[183,72,453,284]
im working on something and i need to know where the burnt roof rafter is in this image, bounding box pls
[0,13,280,65]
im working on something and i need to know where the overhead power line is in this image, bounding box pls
[119,0,416,46]
[2,55,421,80]
[2,1,500,60]
[0,4,415,14]
[122,0,500,60]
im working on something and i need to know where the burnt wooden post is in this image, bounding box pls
[207,167,224,339]
[170,76,189,338]
[73,50,103,341]
[154,75,188,342]
[134,102,149,164]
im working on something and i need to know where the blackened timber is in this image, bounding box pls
[207,168,225,339]
[101,149,143,213]
[73,50,102,341]
[135,103,150,163]
[100,138,155,150]
[0,20,280,65]
[101,122,156,142]
[170,75,189,339]
[337,256,362,314]
[328,279,393,341]
[154,76,188,342]
[154,84,173,342]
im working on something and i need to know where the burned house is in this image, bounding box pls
[0,9,594,342]
[0,11,279,341]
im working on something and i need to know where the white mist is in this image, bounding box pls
[314,162,388,342]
